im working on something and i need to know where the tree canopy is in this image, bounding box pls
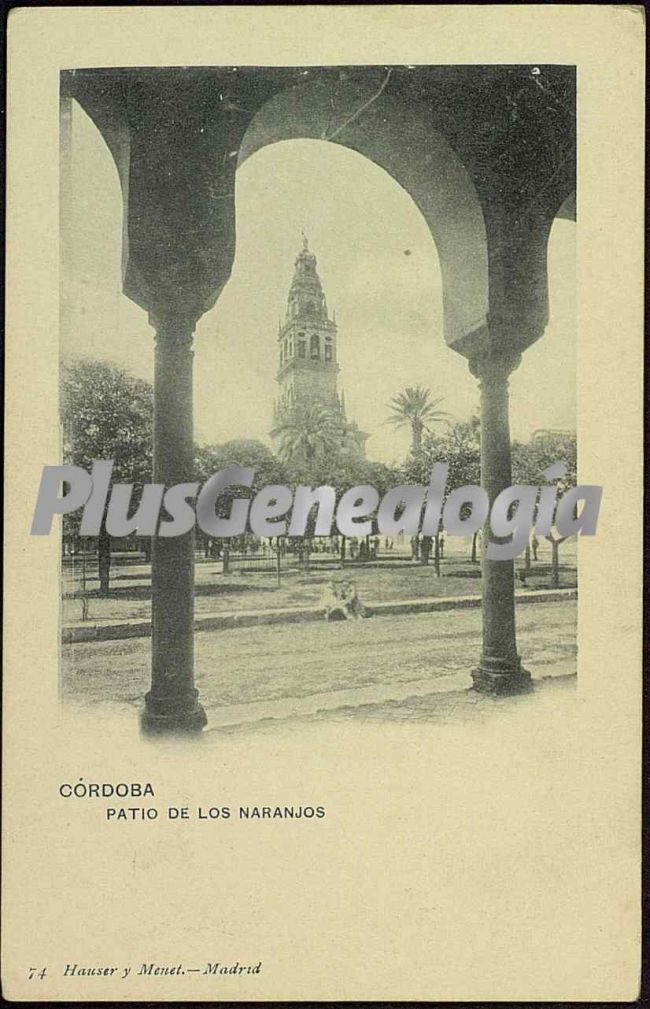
[61,357,153,482]
[512,430,577,491]
[386,385,449,455]
[270,401,343,479]
[195,438,288,488]
[194,438,289,530]
[403,413,480,491]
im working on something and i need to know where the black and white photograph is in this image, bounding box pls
[60,62,577,733]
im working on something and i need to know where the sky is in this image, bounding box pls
[63,99,576,465]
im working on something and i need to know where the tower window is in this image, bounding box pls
[325,343,332,362]
[310,334,320,359]
[298,340,306,358]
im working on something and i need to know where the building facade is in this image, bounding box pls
[271,237,367,457]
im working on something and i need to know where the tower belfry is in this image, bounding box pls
[271,238,367,457]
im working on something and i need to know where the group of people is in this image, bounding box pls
[202,534,404,562]
[409,533,446,563]
[347,537,380,561]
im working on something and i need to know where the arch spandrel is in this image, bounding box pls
[556,191,576,223]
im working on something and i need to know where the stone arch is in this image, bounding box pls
[237,73,489,355]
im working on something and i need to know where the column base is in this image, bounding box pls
[471,657,532,696]
[140,688,207,735]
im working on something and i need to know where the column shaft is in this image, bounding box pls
[141,316,207,733]
[472,352,531,695]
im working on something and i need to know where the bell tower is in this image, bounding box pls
[272,236,368,457]
[275,235,341,413]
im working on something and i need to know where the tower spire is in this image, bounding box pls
[301,230,309,252]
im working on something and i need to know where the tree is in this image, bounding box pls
[386,385,449,455]
[512,430,577,587]
[440,414,482,562]
[195,438,287,489]
[285,448,400,567]
[270,401,342,479]
[61,358,153,595]
[405,413,481,568]
[194,439,289,554]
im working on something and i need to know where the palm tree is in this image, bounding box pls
[271,400,342,477]
[386,385,449,454]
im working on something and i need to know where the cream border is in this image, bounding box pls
[4,6,644,1001]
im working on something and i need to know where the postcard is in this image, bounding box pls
[3,5,644,1001]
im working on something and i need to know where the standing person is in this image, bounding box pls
[531,534,539,561]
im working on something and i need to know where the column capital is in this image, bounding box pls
[150,310,197,350]
[468,348,522,385]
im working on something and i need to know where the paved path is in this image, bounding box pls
[63,600,576,715]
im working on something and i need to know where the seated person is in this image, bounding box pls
[321,579,367,621]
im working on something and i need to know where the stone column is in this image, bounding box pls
[470,350,532,695]
[141,312,207,734]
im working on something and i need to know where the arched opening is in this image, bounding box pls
[192,138,479,461]
[238,75,490,353]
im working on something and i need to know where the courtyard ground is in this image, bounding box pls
[62,598,576,717]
